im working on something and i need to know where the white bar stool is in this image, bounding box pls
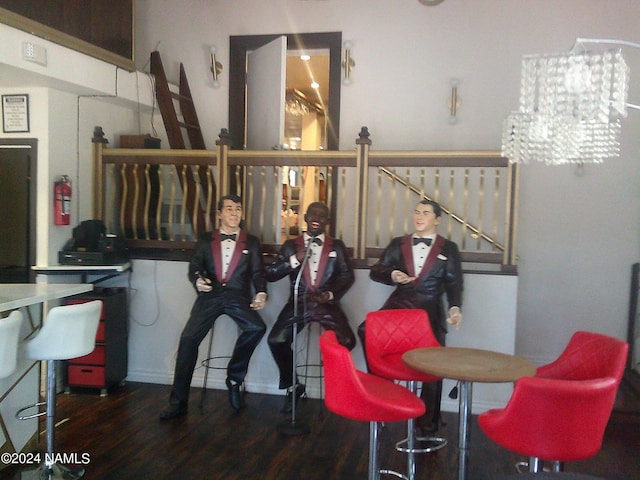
[0,310,22,378]
[15,300,102,480]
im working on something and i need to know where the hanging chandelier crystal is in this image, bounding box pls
[285,97,310,117]
[502,47,630,165]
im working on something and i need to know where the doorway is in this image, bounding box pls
[0,139,37,283]
[228,32,342,151]
[228,32,342,236]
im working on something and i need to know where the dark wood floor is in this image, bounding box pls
[4,377,640,480]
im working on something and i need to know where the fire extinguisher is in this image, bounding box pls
[54,175,72,226]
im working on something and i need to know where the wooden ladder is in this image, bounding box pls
[150,50,206,150]
[149,50,213,236]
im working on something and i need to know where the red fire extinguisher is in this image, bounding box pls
[54,175,72,225]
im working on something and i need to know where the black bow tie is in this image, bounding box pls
[413,237,432,246]
[308,236,323,246]
[220,233,237,242]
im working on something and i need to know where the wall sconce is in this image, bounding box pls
[210,45,223,88]
[342,41,355,86]
[448,78,461,124]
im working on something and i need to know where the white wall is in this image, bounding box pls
[0,22,157,265]
[134,0,640,365]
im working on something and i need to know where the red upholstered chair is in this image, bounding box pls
[320,330,425,480]
[479,331,628,474]
[535,331,628,383]
[364,309,447,480]
[478,376,618,473]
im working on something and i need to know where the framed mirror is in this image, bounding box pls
[229,32,342,151]
[629,263,639,375]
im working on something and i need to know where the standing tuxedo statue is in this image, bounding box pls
[267,202,356,414]
[160,194,268,419]
[359,199,463,434]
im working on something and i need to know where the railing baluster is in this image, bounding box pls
[93,128,516,270]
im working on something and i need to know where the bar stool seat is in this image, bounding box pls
[320,330,426,480]
[0,311,22,379]
[15,300,102,480]
[365,309,447,480]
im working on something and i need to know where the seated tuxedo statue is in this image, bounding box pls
[160,194,268,419]
[266,202,356,414]
[359,199,463,434]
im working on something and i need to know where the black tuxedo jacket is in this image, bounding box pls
[188,229,267,299]
[266,236,354,303]
[369,234,463,338]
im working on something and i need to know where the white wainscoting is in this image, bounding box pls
[111,260,520,415]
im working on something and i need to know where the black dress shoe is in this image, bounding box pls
[159,403,188,420]
[226,378,245,411]
[281,383,306,414]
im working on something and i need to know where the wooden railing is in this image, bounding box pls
[92,127,519,272]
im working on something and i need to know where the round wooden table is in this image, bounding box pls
[402,347,536,480]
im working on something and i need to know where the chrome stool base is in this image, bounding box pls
[379,469,409,480]
[396,435,447,454]
[199,355,231,409]
[516,458,560,474]
[20,462,84,480]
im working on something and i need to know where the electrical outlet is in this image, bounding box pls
[22,41,47,66]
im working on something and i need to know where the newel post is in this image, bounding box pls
[354,126,372,260]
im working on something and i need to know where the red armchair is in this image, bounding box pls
[478,331,628,474]
[320,330,425,480]
[364,309,447,480]
[535,331,628,383]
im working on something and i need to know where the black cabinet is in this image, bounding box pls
[66,287,128,395]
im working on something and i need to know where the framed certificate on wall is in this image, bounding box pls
[2,94,29,133]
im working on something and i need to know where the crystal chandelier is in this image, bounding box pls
[502,39,638,165]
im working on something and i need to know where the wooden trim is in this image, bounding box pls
[0,4,134,71]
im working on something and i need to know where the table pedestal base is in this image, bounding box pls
[457,380,472,480]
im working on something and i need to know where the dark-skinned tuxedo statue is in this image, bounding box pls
[266,202,356,414]
[160,194,267,419]
[359,199,463,434]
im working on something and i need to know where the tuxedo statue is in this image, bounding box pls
[360,199,463,433]
[160,195,267,419]
[266,202,356,413]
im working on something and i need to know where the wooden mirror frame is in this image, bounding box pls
[228,32,342,151]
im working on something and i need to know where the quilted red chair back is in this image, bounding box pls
[319,330,425,423]
[478,375,619,462]
[365,309,441,382]
[536,331,628,383]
